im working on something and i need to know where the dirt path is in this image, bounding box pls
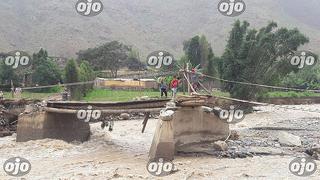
[0,105,319,179]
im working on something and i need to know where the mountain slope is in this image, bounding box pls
[0,0,319,59]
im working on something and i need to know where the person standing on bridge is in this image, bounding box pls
[158,77,168,98]
[170,76,180,99]
[190,68,200,92]
[15,87,22,99]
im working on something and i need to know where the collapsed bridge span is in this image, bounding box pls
[17,95,230,160]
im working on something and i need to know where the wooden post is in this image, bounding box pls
[141,112,150,133]
[11,80,14,99]
[186,64,191,94]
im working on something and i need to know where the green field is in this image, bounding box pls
[3,91,59,100]
[208,90,319,99]
[260,91,320,98]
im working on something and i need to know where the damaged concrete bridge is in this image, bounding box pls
[17,95,230,160]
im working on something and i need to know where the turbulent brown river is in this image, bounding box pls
[0,105,319,179]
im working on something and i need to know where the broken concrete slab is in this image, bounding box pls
[277,131,301,147]
[248,147,284,155]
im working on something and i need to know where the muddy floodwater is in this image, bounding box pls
[0,105,320,179]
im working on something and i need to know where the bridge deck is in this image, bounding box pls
[47,99,171,110]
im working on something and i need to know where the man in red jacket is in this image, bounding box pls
[170,76,180,99]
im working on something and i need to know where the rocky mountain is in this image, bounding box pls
[0,0,319,59]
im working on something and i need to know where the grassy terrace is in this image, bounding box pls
[261,91,320,98]
[3,91,59,100]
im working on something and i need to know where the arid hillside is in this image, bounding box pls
[0,0,319,58]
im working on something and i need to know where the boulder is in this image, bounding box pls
[120,113,130,120]
[213,141,228,151]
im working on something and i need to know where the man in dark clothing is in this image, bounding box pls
[159,78,168,98]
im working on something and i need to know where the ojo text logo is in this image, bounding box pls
[77,105,101,122]
[146,51,174,69]
[289,157,317,177]
[288,51,317,69]
[4,51,31,69]
[75,0,103,17]
[219,105,245,124]
[147,158,175,176]
[3,157,31,177]
[218,0,246,17]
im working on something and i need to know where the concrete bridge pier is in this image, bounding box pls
[149,110,175,161]
[149,106,230,160]
[16,111,90,142]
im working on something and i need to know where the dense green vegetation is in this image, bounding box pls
[218,20,310,100]
[182,35,218,76]
[32,49,61,90]
[259,91,320,98]
[77,42,147,77]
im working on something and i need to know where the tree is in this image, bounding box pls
[79,61,96,96]
[64,59,81,100]
[220,20,309,100]
[0,60,18,85]
[282,63,320,89]
[183,36,201,67]
[32,49,61,89]
[32,62,61,85]
[126,49,146,71]
[183,35,218,76]
[32,48,49,67]
[77,41,130,77]
[0,52,31,88]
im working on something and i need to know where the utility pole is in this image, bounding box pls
[11,80,14,99]
[186,63,191,94]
